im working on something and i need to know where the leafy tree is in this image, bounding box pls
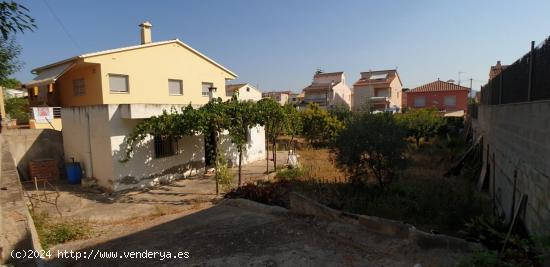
[328,105,352,125]
[0,1,36,39]
[283,103,302,154]
[256,98,287,172]
[0,37,21,85]
[300,103,344,146]
[225,95,258,185]
[396,108,445,147]
[0,77,19,87]
[4,96,28,121]
[335,112,406,189]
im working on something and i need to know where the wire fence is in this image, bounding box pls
[481,36,550,105]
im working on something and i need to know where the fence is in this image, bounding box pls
[481,36,550,105]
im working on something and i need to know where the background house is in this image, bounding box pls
[23,21,242,191]
[406,80,470,116]
[224,83,265,166]
[352,69,403,112]
[302,72,352,109]
[262,91,290,105]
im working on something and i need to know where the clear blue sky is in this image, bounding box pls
[13,0,550,92]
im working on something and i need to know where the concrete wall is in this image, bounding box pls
[108,104,205,191]
[472,100,550,235]
[2,129,64,181]
[62,104,206,191]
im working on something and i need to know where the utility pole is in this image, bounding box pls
[458,71,465,86]
[469,78,473,97]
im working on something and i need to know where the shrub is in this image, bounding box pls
[300,103,344,146]
[225,181,292,207]
[335,112,406,188]
[396,108,445,146]
[4,96,29,122]
[275,167,306,180]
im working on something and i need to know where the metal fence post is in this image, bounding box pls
[527,40,535,102]
[498,73,503,105]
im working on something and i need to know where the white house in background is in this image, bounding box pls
[352,69,403,111]
[302,72,352,109]
[223,83,265,166]
[22,21,249,192]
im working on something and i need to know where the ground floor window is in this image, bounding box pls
[154,135,177,158]
[414,96,426,107]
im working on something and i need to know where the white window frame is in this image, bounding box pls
[444,95,457,106]
[168,79,183,96]
[202,82,213,97]
[414,96,426,107]
[109,74,129,93]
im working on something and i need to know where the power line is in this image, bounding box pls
[42,0,82,53]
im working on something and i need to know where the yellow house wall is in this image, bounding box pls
[84,42,235,105]
[55,62,103,107]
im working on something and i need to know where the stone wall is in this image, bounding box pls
[472,100,550,235]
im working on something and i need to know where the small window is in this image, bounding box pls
[444,95,457,106]
[154,135,177,158]
[246,87,250,92]
[109,74,129,93]
[202,82,213,97]
[73,79,85,96]
[168,79,183,95]
[414,96,426,107]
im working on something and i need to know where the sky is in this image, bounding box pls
[12,0,550,92]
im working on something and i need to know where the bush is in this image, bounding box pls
[275,167,306,180]
[300,103,344,146]
[225,181,292,207]
[4,96,29,122]
[335,112,406,188]
[396,108,445,146]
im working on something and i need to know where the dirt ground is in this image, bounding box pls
[24,151,467,266]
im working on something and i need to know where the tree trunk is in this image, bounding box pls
[214,130,219,195]
[265,125,269,174]
[238,147,243,186]
[415,136,420,147]
[272,139,277,170]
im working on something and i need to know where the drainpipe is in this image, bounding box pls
[84,110,94,179]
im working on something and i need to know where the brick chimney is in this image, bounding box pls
[139,21,152,44]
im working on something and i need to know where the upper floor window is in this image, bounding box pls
[73,78,85,96]
[202,82,213,97]
[414,96,426,107]
[168,79,183,95]
[444,95,457,106]
[109,74,129,93]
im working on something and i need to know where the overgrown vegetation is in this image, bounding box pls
[4,96,28,122]
[32,212,92,249]
[300,103,344,146]
[335,112,406,188]
[396,108,445,147]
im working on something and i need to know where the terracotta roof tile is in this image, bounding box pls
[409,80,470,93]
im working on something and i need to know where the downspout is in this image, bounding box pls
[84,110,94,179]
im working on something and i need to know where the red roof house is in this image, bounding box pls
[405,80,470,116]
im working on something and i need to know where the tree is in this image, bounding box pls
[283,103,302,156]
[256,98,287,172]
[396,108,445,147]
[4,96,28,121]
[0,37,21,85]
[335,112,406,189]
[328,105,352,125]
[300,103,344,146]
[0,1,35,39]
[225,95,258,185]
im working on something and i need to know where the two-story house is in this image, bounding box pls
[302,72,352,109]
[405,79,470,116]
[23,22,250,191]
[352,69,403,111]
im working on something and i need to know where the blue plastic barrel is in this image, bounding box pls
[65,163,82,184]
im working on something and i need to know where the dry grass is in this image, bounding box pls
[297,147,349,183]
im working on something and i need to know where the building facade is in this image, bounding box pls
[24,22,257,191]
[302,72,352,109]
[406,80,469,116]
[352,69,403,111]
